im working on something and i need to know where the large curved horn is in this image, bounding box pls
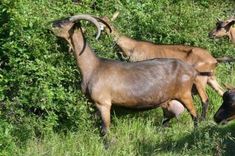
[92,16,112,33]
[69,14,101,40]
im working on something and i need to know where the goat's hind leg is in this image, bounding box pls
[179,93,198,127]
[194,76,209,120]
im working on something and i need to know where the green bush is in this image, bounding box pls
[0,0,97,146]
[0,0,235,155]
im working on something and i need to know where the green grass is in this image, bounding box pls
[16,113,235,156]
[0,0,235,155]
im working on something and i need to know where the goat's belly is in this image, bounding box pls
[110,86,174,109]
[113,101,162,109]
[111,96,168,109]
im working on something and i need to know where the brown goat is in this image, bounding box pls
[51,14,207,135]
[95,15,235,118]
[209,17,235,44]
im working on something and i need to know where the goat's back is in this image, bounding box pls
[129,42,217,73]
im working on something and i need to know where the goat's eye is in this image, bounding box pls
[216,22,224,29]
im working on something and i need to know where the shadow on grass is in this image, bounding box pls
[137,123,235,155]
[111,105,163,122]
[91,105,164,131]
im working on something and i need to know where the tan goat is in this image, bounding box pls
[209,17,235,44]
[51,14,208,135]
[94,14,235,119]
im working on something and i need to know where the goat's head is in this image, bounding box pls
[209,17,235,39]
[214,88,235,124]
[51,18,75,40]
[51,14,102,40]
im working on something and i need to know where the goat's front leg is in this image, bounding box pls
[95,103,111,136]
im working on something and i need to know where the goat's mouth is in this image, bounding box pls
[49,18,75,37]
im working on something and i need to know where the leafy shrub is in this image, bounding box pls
[0,0,97,147]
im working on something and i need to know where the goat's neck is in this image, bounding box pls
[70,29,99,84]
[109,26,121,42]
[109,27,136,56]
[115,35,137,57]
[109,26,137,56]
[228,27,235,44]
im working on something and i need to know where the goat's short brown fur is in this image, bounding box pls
[209,17,235,44]
[51,15,204,135]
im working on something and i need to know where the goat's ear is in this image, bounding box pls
[227,19,235,27]
[222,18,235,30]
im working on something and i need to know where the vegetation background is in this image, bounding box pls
[0,0,235,155]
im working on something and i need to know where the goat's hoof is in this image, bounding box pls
[194,120,198,128]
[192,117,198,128]
[100,127,109,137]
[199,116,206,122]
[162,122,170,128]
[103,135,116,150]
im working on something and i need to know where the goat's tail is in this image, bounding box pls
[216,56,235,63]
